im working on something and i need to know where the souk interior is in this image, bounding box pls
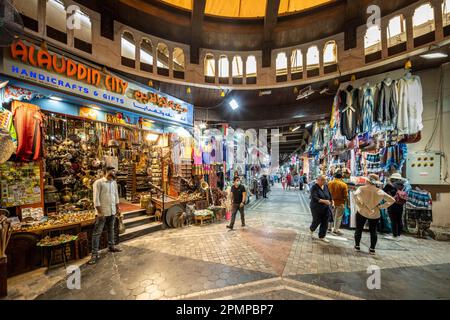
[1,0,450,301]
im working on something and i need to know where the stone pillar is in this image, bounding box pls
[135,38,141,72]
[405,11,414,51]
[318,44,324,76]
[381,18,389,59]
[302,48,308,79]
[243,55,247,85]
[168,46,173,77]
[432,0,444,41]
[38,0,46,36]
[287,50,292,80]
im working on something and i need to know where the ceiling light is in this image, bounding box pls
[296,86,315,100]
[146,133,159,142]
[420,52,448,59]
[320,87,329,95]
[49,96,63,101]
[292,126,301,132]
[259,90,272,96]
[305,123,312,128]
[229,99,239,110]
[186,87,191,94]
[220,90,226,97]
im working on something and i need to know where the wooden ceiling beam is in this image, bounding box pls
[190,0,206,64]
[262,0,281,68]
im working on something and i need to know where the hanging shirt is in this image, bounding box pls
[12,101,44,162]
[396,75,424,135]
[359,85,375,134]
[376,79,398,128]
[93,177,120,216]
[339,87,360,141]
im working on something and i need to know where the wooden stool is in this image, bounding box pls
[194,214,213,226]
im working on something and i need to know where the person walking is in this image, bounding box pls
[328,172,348,236]
[354,174,395,255]
[227,176,247,230]
[89,166,122,265]
[286,173,292,191]
[261,175,269,198]
[309,175,333,243]
[293,173,300,190]
[383,173,408,241]
[281,175,287,190]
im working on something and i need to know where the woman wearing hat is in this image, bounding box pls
[383,173,408,240]
[354,174,396,255]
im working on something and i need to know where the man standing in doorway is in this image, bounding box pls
[227,176,247,230]
[328,172,348,236]
[89,166,122,265]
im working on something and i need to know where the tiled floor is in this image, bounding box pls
[4,184,450,300]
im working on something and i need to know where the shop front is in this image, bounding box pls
[0,40,207,279]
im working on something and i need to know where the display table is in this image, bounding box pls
[194,210,214,226]
[37,235,78,272]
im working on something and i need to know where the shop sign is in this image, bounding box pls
[79,107,97,120]
[2,41,194,126]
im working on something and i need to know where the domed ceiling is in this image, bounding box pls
[160,0,334,18]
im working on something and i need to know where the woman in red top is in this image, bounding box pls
[286,173,292,190]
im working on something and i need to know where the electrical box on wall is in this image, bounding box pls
[406,152,441,185]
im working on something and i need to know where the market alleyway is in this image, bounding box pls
[6,184,450,300]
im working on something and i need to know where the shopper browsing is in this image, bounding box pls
[89,166,122,265]
[281,175,287,190]
[286,173,292,190]
[328,172,348,236]
[261,175,269,199]
[354,174,395,255]
[383,173,408,241]
[309,175,333,243]
[227,177,247,230]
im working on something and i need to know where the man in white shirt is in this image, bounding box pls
[88,166,122,265]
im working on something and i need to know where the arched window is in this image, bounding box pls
[73,10,92,53]
[121,31,136,68]
[218,55,229,78]
[413,3,435,38]
[364,26,382,55]
[204,54,215,83]
[444,0,450,27]
[157,43,169,75]
[173,47,185,79]
[14,0,39,31]
[387,15,407,48]
[306,46,320,69]
[323,41,337,65]
[291,49,303,74]
[246,55,257,77]
[276,52,288,76]
[232,56,243,77]
[232,56,243,84]
[140,38,153,72]
[46,0,67,43]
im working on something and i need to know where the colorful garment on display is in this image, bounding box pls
[375,79,398,128]
[407,189,432,210]
[0,106,17,145]
[380,143,407,172]
[396,75,424,135]
[359,84,375,134]
[329,94,340,130]
[1,86,43,103]
[338,86,360,140]
[12,101,44,161]
[365,152,382,174]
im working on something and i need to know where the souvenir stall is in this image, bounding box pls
[320,65,429,231]
[0,40,196,277]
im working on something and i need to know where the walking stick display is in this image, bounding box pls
[0,209,11,297]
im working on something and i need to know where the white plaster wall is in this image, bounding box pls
[410,64,450,229]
